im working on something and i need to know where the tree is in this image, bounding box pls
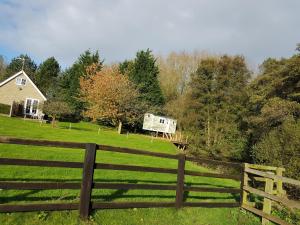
[247,54,300,138]
[60,50,103,117]
[119,60,133,75]
[43,101,73,127]
[186,55,250,160]
[157,51,209,131]
[80,65,140,134]
[157,51,206,101]
[252,118,300,180]
[246,52,300,169]
[121,49,164,113]
[296,43,300,52]
[5,54,37,81]
[0,55,6,81]
[35,57,60,98]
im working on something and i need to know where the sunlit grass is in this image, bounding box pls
[0,115,260,225]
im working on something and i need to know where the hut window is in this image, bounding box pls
[159,119,165,124]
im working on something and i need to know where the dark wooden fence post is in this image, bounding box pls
[79,143,97,220]
[175,154,185,208]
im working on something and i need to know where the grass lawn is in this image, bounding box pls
[0,115,260,225]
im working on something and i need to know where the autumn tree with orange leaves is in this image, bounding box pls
[80,64,139,134]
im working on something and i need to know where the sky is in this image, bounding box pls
[0,0,300,69]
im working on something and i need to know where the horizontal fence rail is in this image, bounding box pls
[0,182,81,190]
[0,203,80,213]
[0,136,242,168]
[0,136,86,149]
[0,136,242,220]
[245,167,300,187]
[0,157,83,168]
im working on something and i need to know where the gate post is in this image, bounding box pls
[175,154,186,208]
[275,168,285,196]
[262,178,274,225]
[79,143,97,220]
[240,163,249,206]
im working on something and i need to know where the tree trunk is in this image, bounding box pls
[214,115,219,145]
[206,109,211,148]
[52,116,56,128]
[118,120,122,134]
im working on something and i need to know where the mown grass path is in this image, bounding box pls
[0,116,260,225]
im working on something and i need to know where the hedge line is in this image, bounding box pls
[0,103,10,114]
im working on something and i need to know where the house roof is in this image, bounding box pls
[0,70,47,101]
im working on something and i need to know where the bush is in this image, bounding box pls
[43,101,73,126]
[273,207,300,224]
[0,103,10,114]
[252,118,300,180]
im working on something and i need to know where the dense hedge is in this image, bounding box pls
[0,103,10,114]
[252,119,300,181]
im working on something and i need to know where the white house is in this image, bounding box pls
[142,113,177,134]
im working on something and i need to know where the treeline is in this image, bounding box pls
[157,45,300,180]
[0,45,299,180]
[0,50,165,129]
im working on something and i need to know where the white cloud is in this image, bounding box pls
[0,0,299,68]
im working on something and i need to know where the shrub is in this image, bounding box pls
[43,101,73,127]
[252,118,300,180]
[0,103,10,114]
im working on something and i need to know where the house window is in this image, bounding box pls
[25,98,39,115]
[159,119,165,124]
[16,78,26,86]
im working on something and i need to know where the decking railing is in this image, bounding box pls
[0,136,242,220]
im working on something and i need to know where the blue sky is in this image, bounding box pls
[0,0,300,69]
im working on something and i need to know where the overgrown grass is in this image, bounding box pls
[0,116,260,225]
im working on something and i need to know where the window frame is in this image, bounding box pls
[16,77,27,86]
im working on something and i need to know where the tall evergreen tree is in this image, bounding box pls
[123,49,164,113]
[60,50,103,117]
[4,54,37,81]
[35,57,60,98]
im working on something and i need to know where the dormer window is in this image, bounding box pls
[16,78,26,86]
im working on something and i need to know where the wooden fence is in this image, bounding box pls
[241,163,300,225]
[0,136,242,220]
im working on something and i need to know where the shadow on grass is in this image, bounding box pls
[0,193,238,203]
[0,178,240,205]
[0,178,238,188]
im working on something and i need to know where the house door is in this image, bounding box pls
[25,98,39,116]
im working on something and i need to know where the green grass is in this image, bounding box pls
[0,116,260,225]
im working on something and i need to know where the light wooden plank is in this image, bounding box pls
[243,186,300,210]
[245,168,300,187]
[248,164,285,172]
[242,204,291,225]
